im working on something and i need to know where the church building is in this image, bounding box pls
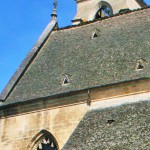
[0,0,149,149]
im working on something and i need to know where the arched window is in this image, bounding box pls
[95,1,113,19]
[36,136,57,150]
[27,130,59,150]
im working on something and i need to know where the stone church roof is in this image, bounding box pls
[62,101,150,149]
[1,8,150,105]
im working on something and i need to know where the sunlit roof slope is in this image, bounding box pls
[62,101,150,149]
[2,8,150,105]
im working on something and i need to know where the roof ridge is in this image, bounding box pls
[57,6,150,31]
[0,20,58,102]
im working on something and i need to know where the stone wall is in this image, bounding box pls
[0,103,88,150]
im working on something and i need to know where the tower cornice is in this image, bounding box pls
[72,0,147,25]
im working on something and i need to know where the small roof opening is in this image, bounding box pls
[91,32,98,39]
[136,59,145,70]
[62,75,70,86]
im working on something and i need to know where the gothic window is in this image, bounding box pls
[36,136,58,150]
[27,130,59,150]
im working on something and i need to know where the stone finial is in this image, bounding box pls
[53,0,57,9]
[51,0,57,20]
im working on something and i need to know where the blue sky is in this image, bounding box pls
[0,0,150,93]
[0,0,76,93]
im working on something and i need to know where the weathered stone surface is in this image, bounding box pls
[73,0,146,22]
[0,104,87,149]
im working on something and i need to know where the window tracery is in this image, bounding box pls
[35,136,58,150]
[27,130,59,150]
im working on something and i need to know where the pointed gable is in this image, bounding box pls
[1,8,150,105]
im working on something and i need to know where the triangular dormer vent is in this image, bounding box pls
[91,32,98,39]
[136,59,145,70]
[62,75,70,86]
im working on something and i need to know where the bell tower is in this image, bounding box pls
[72,0,147,25]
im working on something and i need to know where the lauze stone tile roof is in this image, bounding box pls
[1,8,150,105]
[62,101,150,150]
